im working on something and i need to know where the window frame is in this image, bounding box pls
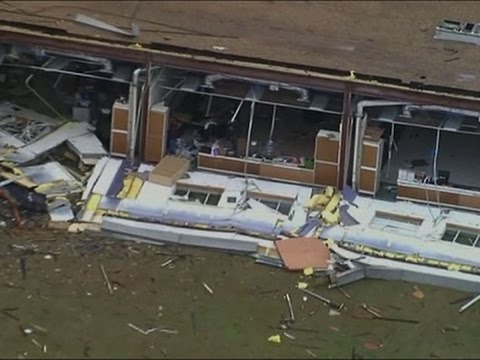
[441,224,480,248]
[369,211,424,236]
[247,191,295,216]
[173,184,224,206]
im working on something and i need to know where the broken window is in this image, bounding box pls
[173,186,222,206]
[370,211,423,236]
[247,191,294,216]
[441,225,480,247]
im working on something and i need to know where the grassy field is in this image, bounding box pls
[0,223,478,359]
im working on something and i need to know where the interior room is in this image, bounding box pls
[377,113,480,191]
[162,76,342,171]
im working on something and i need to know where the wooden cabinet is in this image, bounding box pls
[358,138,384,195]
[313,130,339,186]
[197,154,314,185]
[110,102,129,157]
[144,103,169,163]
[397,181,480,212]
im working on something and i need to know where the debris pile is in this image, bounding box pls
[0,102,107,228]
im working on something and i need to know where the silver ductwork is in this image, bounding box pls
[403,104,480,121]
[203,74,310,102]
[5,45,113,73]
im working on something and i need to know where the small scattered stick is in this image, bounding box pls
[336,287,351,300]
[459,294,480,314]
[127,323,156,335]
[160,257,176,268]
[157,327,178,335]
[300,288,344,310]
[449,295,473,305]
[283,331,295,340]
[361,304,381,318]
[285,293,295,323]
[31,338,42,349]
[202,282,213,295]
[306,349,317,358]
[32,324,47,333]
[100,264,113,295]
[268,325,320,333]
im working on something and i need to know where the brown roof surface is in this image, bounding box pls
[0,1,479,93]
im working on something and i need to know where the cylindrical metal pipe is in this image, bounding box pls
[243,100,256,175]
[127,67,143,162]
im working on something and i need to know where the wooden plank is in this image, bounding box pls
[314,161,337,186]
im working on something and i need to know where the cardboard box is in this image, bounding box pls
[148,156,190,186]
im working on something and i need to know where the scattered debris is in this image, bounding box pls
[297,282,308,289]
[75,14,140,37]
[283,331,295,340]
[336,286,351,300]
[100,264,113,295]
[22,327,33,335]
[275,237,330,271]
[328,309,341,316]
[441,325,459,333]
[363,341,383,350]
[412,285,425,299]
[160,257,176,268]
[300,288,344,311]
[305,349,317,358]
[202,282,214,295]
[285,293,295,323]
[127,323,157,335]
[361,303,381,318]
[358,303,419,324]
[212,45,228,51]
[303,267,314,276]
[458,293,480,313]
[267,334,281,343]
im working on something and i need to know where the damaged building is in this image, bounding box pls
[1,2,480,294]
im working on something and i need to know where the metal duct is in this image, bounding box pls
[403,104,480,121]
[203,74,310,102]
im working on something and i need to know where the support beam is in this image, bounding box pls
[244,100,256,175]
[269,104,277,141]
[337,86,352,190]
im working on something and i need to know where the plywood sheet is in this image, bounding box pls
[275,237,330,270]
